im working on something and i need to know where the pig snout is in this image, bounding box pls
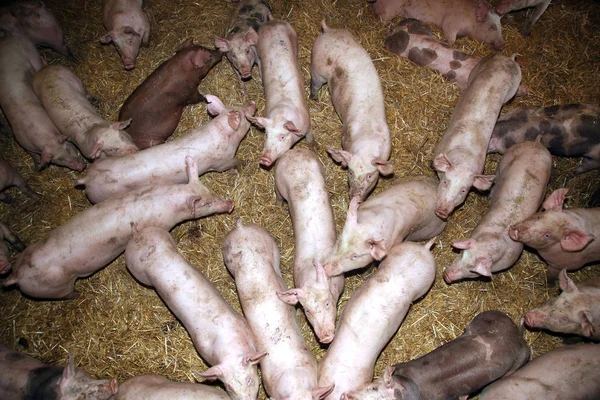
[443,270,454,284]
[259,155,273,167]
[108,378,119,395]
[524,310,544,328]
[491,40,505,50]
[435,207,449,220]
[319,329,335,344]
[123,59,135,70]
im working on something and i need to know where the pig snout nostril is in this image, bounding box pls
[443,270,452,284]
[259,157,272,167]
[321,333,334,343]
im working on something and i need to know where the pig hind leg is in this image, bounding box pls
[574,155,600,174]
[309,73,327,100]
[521,1,551,36]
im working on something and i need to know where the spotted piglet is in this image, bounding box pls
[223,221,334,400]
[310,21,392,200]
[318,241,436,400]
[488,104,600,174]
[125,226,266,400]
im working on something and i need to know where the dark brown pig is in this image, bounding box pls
[215,0,272,81]
[0,35,85,171]
[370,0,505,50]
[384,18,481,91]
[479,343,600,400]
[344,310,530,400]
[310,21,393,200]
[2,157,234,300]
[0,343,118,400]
[0,155,38,203]
[119,38,222,149]
[433,54,521,220]
[114,375,230,400]
[101,0,149,70]
[125,227,265,400]
[509,188,600,281]
[524,269,600,340]
[443,141,552,283]
[488,104,600,174]
[0,221,26,273]
[496,0,552,36]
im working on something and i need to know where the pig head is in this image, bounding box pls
[215,28,259,80]
[248,114,306,167]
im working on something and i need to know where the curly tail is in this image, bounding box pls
[321,19,329,33]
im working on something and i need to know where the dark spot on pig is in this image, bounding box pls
[251,12,265,23]
[539,120,551,133]
[524,127,540,141]
[544,105,561,118]
[394,389,403,398]
[442,71,457,81]
[450,60,461,70]
[408,47,437,66]
[547,135,565,154]
[334,66,346,80]
[24,366,63,400]
[107,237,118,245]
[578,115,600,139]
[261,0,273,12]
[453,50,470,61]
[249,20,261,32]
[240,4,254,13]
[384,30,409,55]
[6,352,26,361]
[229,26,241,35]
[503,136,517,149]
[406,19,432,36]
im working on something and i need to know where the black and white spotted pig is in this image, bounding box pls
[488,104,600,174]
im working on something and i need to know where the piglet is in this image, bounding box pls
[496,0,552,36]
[488,104,600,174]
[114,374,230,400]
[384,18,480,91]
[479,343,600,400]
[443,140,552,283]
[215,0,272,81]
[345,310,530,400]
[318,241,437,400]
[310,21,392,200]
[2,157,233,299]
[33,65,138,160]
[125,226,265,400]
[249,20,312,166]
[0,35,85,171]
[323,177,446,277]
[274,148,344,344]
[0,155,38,203]
[101,0,149,70]
[509,188,600,281]
[1,1,74,58]
[433,54,521,220]
[119,38,222,149]
[371,0,504,50]
[0,222,26,273]
[223,220,334,400]
[78,95,255,204]
[524,269,600,340]
[0,343,117,400]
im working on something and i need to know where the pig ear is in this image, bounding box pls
[473,174,495,191]
[314,260,327,284]
[383,365,395,388]
[247,116,269,129]
[284,121,302,137]
[559,269,578,293]
[542,188,569,211]
[244,28,259,45]
[452,238,475,250]
[89,141,103,159]
[214,36,230,52]
[470,256,492,277]
[581,311,595,337]
[345,195,361,229]
[475,1,490,22]
[242,351,268,366]
[112,118,132,130]
[433,153,452,172]
[327,147,353,167]
[196,365,224,380]
[368,239,387,261]
[312,383,335,399]
[227,111,241,130]
[59,352,76,389]
[206,95,226,116]
[176,37,195,52]
[245,100,257,117]
[99,33,113,44]
[560,229,594,252]
[372,158,394,176]
[276,288,302,305]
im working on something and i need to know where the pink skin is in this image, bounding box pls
[0,343,117,400]
[223,220,335,400]
[0,35,85,171]
[2,157,233,299]
[0,221,26,274]
[443,141,552,283]
[310,21,393,200]
[524,269,600,340]
[496,0,551,36]
[0,155,38,203]
[101,0,149,70]
[509,188,600,280]
[214,0,271,81]
[323,178,446,277]
[433,54,521,220]
[114,375,230,400]
[125,226,265,400]
[345,310,530,400]
[33,65,138,160]
[78,95,255,204]
[479,343,600,400]
[273,148,344,344]
[371,0,505,50]
[319,241,436,400]
[247,20,312,167]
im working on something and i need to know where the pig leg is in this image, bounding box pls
[0,223,25,252]
[0,192,13,204]
[574,155,600,174]
[309,73,327,100]
[521,1,551,36]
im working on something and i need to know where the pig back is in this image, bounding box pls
[115,374,230,400]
